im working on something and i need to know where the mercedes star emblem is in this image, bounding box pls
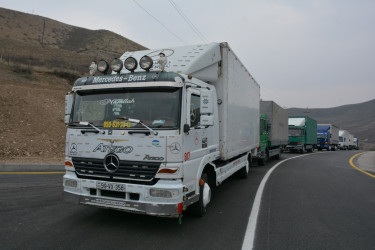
[104,153,120,173]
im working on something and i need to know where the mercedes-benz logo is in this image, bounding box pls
[104,153,120,173]
[170,142,181,154]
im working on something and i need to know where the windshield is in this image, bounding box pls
[339,136,343,142]
[288,128,302,137]
[317,133,327,139]
[71,87,181,129]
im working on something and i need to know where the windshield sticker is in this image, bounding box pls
[100,98,135,106]
[151,120,165,127]
[104,121,132,128]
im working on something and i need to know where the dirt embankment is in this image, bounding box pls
[0,64,71,164]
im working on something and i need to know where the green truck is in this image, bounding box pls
[257,101,288,165]
[287,116,317,153]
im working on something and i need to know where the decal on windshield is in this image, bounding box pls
[99,98,135,105]
[104,121,132,128]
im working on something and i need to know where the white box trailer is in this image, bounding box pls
[339,130,350,150]
[260,101,288,146]
[215,44,260,160]
[348,133,354,150]
[63,42,260,218]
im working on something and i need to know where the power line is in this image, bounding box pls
[132,0,186,45]
[168,0,208,44]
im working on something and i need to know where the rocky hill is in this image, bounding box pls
[0,7,146,75]
[0,7,146,164]
[288,99,375,150]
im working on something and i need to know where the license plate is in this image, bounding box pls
[96,182,126,192]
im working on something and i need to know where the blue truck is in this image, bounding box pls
[316,124,339,151]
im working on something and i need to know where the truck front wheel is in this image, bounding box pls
[190,173,210,217]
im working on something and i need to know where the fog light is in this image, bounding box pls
[124,57,138,72]
[65,179,78,188]
[139,55,153,71]
[111,58,123,72]
[150,188,179,198]
[97,60,109,74]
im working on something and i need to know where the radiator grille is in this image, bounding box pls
[72,157,161,182]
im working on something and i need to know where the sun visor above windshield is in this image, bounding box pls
[288,118,306,126]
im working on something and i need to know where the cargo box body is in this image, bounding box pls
[260,101,288,147]
[215,43,260,160]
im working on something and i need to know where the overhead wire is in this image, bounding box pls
[168,0,208,44]
[132,0,186,45]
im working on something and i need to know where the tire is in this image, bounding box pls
[274,153,280,160]
[190,173,211,217]
[258,150,269,166]
[238,162,249,179]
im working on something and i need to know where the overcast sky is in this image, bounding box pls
[1,0,375,108]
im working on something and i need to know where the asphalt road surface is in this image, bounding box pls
[1,150,374,250]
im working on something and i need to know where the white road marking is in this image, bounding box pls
[241,154,308,250]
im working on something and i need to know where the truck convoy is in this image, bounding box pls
[257,101,288,165]
[287,116,317,153]
[338,130,350,150]
[316,124,339,151]
[63,42,260,218]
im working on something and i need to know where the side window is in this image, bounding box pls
[190,94,201,127]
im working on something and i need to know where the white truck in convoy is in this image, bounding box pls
[63,42,260,218]
[338,130,350,150]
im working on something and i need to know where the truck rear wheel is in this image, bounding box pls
[238,162,249,178]
[189,173,210,217]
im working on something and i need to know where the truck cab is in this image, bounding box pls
[287,116,317,153]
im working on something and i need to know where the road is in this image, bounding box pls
[0,150,374,249]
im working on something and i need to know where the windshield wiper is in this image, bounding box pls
[78,121,105,134]
[116,117,158,136]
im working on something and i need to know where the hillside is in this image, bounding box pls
[288,99,375,150]
[0,7,146,74]
[0,7,147,164]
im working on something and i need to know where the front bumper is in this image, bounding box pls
[286,144,303,150]
[63,172,197,218]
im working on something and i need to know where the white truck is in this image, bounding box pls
[338,130,350,150]
[63,42,260,218]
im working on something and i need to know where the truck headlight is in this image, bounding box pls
[97,60,109,73]
[150,188,179,198]
[111,58,123,72]
[139,56,153,71]
[124,57,138,72]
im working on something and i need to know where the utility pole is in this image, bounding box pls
[304,107,310,117]
[41,19,46,45]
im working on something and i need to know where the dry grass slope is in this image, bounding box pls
[0,7,147,164]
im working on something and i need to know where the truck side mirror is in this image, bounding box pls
[65,92,74,125]
[183,124,190,133]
